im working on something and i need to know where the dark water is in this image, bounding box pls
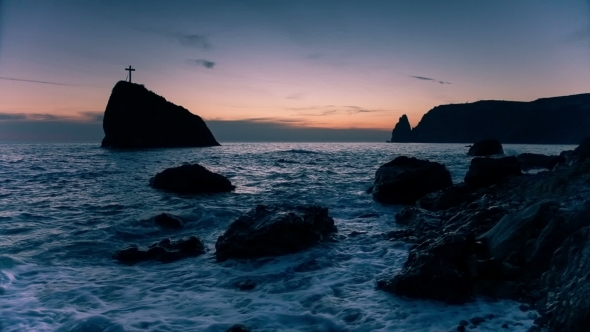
[0,143,573,331]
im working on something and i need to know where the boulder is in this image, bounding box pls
[468,139,504,156]
[215,205,337,262]
[378,232,476,304]
[464,156,521,188]
[567,137,590,164]
[372,156,453,205]
[389,114,413,142]
[101,81,219,148]
[516,153,565,171]
[150,164,235,194]
[542,227,590,331]
[113,236,205,264]
[417,183,475,211]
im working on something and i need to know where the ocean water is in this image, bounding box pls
[0,142,575,332]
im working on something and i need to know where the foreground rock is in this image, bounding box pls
[114,236,205,264]
[464,156,521,188]
[150,164,235,194]
[372,156,452,205]
[516,153,565,171]
[543,227,590,331]
[101,81,219,148]
[215,205,337,262]
[467,139,503,156]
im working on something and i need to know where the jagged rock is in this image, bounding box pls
[101,81,219,148]
[215,205,337,262]
[516,153,565,171]
[464,156,521,188]
[565,137,590,164]
[150,163,235,194]
[417,183,475,211]
[468,139,504,156]
[378,232,476,304]
[389,114,413,142]
[477,201,561,270]
[372,156,453,205]
[542,227,590,331]
[113,236,206,264]
[387,94,590,144]
[152,213,184,229]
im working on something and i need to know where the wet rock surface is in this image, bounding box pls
[516,153,564,171]
[114,236,206,264]
[372,156,453,205]
[379,139,590,331]
[150,163,235,194]
[215,204,337,262]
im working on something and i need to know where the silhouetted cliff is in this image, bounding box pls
[101,81,219,148]
[389,94,590,144]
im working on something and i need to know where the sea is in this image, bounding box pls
[0,142,575,332]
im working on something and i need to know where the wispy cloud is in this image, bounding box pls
[0,111,103,123]
[285,105,384,116]
[286,92,305,100]
[410,76,451,85]
[187,59,216,69]
[178,34,211,49]
[0,76,76,86]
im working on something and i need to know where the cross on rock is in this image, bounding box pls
[125,66,135,83]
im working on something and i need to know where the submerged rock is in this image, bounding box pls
[113,236,205,264]
[372,156,452,205]
[101,81,219,148]
[542,227,590,331]
[468,139,504,156]
[215,205,337,262]
[152,213,184,229]
[150,163,235,194]
[464,156,521,188]
[225,325,251,332]
[516,153,565,171]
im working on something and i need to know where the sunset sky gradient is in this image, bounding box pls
[1,0,590,141]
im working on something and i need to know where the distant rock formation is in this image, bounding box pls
[388,115,412,142]
[101,81,219,148]
[389,93,590,144]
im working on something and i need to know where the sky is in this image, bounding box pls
[1,0,590,142]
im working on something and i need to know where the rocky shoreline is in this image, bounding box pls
[375,139,590,331]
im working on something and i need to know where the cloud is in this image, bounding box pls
[285,105,385,116]
[0,111,103,123]
[206,119,390,142]
[187,59,216,69]
[178,34,211,49]
[0,76,75,86]
[286,92,305,100]
[410,76,451,85]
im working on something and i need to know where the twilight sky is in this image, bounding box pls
[1,0,590,142]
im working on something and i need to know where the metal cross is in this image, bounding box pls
[125,66,135,83]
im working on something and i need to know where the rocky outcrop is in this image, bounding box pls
[542,227,590,331]
[464,156,521,188]
[113,236,206,264]
[152,213,184,229]
[150,164,235,194]
[388,115,412,142]
[372,156,453,205]
[215,205,337,262]
[516,153,565,171]
[101,81,219,148]
[467,139,503,156]
[388,93,590,143]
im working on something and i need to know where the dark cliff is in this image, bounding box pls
[101,81,219,148]
[389,93,590,144]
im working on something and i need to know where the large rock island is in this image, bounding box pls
[389,93,590,144]
[101,81,219,148]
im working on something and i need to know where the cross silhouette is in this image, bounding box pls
[125,66,135,83]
